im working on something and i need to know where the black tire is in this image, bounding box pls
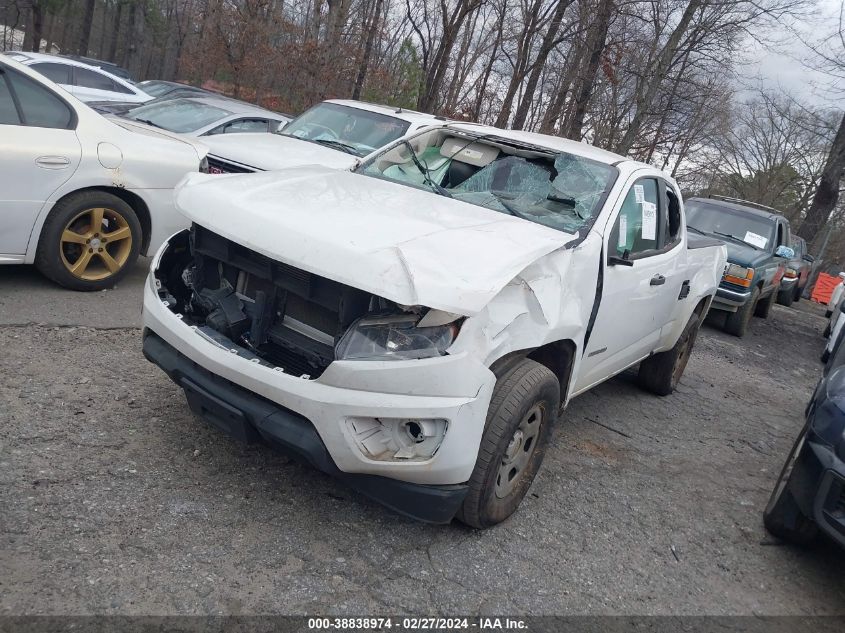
[793,285,802,303]
[823,322,832,338]
[35,191,142,291]
[755,288,776,318]
[638,311,701,396]
[821,347,831,364]
[724,287,759,337]
[777,288,794,307]
[763,426,818,546]
[457,359,560,529]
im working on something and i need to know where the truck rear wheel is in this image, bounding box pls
[724,287,759,337]
[777,287,794,307]
[638,312,701,396]
[457,359,559,529]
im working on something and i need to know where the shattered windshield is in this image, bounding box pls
[277,102,410,157]
[357,129,618,234]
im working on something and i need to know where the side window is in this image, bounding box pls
[661,182,682,249]
[30,62,71,84]
[74,67,118,91]
[4,68,73,129]
[608,178,660,258]
[0,74,22,124]
[109,80,134,95]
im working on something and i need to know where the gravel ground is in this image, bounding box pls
[1,295,844,615]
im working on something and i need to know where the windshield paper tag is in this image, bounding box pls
[641,201,657,241]
[619,215,628,248]
[744,231,768,249]
[634,185,645,203]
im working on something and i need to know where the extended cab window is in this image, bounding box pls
[662,183,682,249]
[2,68,73,129]
[609,178,660,257]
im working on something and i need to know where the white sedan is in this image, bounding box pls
[0,56,207,291]
[3,51,151,104]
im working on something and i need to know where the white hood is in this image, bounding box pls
[202,133,360,171]
[175,167,574,315]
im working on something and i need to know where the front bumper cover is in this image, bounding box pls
[143,329,468,523]
[711,285,752,310]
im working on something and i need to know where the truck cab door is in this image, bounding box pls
[574,176,681,393]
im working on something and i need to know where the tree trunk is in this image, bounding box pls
[511,0,575,130]
[494,0,545,128]
[352,0,383,100]
[563,0,614,141]
[77,0,96,55]
[615,0,703,155]
[31,1,44,52]
[108,1,124,61]
[798,114,845,244]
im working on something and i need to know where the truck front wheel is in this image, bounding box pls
[724,287,759,337]
[457,359,560,529]
[638,311,701,396]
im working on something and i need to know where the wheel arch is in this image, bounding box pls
[489,339,577,407]
[37,186,152,255]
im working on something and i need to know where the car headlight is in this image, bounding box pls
[335,313,460,361]
[723,264,753,287]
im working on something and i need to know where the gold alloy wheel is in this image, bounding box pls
[59,207,133,281]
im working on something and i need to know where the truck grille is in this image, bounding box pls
[207,156,256,174]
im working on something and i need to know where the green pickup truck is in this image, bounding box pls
[685,196,795,337]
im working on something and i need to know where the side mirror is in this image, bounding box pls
[775,245,795,258]
[803,254,815,263]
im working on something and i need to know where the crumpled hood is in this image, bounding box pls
[175,167,575,315]
[202,133,360,171]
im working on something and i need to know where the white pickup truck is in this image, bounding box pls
[142,123,727,527]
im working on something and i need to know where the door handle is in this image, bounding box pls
[36,156,70,169]
[650,274,666,286]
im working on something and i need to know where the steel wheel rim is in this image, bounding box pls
[59,207,132,281]
[495,403,544,499]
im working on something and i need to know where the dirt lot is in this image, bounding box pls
[1,268,844,615]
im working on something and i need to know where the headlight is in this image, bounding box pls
[199,156,209,173]
[723,264,753,287]
[335,313,460,361]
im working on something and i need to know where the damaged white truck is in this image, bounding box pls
[142,123,727,527]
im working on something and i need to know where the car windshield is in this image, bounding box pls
[126,98,232,132]
[357,129,618,235]
[686,201,775,250]
[138,81,173,97]
[277,102,410,157]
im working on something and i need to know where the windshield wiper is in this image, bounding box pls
[313,138,360,155]
[687,225,706,235]
[133,117,163,129]
[404,141,452,198]
[712,230,762,250]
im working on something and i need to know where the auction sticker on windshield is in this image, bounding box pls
[744,231,768,249]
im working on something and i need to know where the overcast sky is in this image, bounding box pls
[741,0,843,108]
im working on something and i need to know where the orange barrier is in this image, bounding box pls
[811,272,840,304]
